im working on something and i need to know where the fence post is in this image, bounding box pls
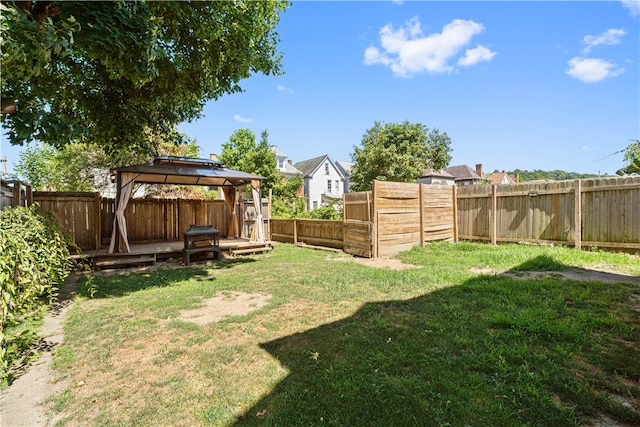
[12,181,21,207]
[452,185,458,243]
[419,184,425,246]
[574,179,582,250]
[490,184,497,245]
[293,219,298,244]
[94,192,101,250]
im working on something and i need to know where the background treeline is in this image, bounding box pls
[504,169,604,182]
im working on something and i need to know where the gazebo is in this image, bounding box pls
[109,156,265,253]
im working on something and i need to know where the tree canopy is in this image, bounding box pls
[1,0,288,155]
[14,129,200,192]
[350,121,452,192]
[619,140,640,175]
[505,169,602,182]
[219,129,281,192]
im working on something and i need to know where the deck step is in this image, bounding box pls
[92,252,156,269]
[228,243,273,256]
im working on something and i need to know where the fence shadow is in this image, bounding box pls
[235,257,640,426]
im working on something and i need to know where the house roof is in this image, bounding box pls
[294,155,345,179]
[337,161,354,177]
[294,155,327,176]
[445,165,481,181]
[484,171,517,185]
[111,156,264,187]
[421,168,454,179]
[281,161,303,176]
[270,145,288,158]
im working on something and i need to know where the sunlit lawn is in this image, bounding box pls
[49,242,639,426]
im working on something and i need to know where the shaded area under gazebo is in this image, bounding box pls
[105,156,269,264]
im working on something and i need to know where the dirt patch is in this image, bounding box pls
[470,267,640,285]
[176,291,271,325]
[332,256,421,270]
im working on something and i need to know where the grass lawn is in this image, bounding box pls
[49,242,639,426]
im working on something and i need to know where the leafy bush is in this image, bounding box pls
[0,204,72,385]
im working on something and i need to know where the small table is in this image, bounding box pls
[183,224,221,265]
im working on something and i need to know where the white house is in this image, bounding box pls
[294,154,346,210]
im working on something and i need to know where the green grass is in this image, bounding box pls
[48,242,639,426]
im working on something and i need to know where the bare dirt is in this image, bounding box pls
[1,258,637,426]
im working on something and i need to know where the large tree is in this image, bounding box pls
[1,1,288,155]
[350,121,452,192]
[219,129,281,192]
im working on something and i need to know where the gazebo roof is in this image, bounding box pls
[111,156,264,187]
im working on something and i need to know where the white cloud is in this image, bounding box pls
[582,28,626,53]
[581,145,594,152]
[458,45,496,67]
[277,85,294,94]
[566,57,624,83]
[233,114,253,123]
[620,0,640,16]
[364,17,495,77]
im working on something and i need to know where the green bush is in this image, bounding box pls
[0,204,72,385]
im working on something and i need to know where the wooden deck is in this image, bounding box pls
[75,238,273,269]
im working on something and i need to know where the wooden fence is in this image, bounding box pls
[1,180,33,211]
[271,219,344,249]
[271,181,456,257]
[15,176,639,256]
[30,193,265,251]
[456,176,640,251]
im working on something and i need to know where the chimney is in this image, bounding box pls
[210,154,217,161]
[288,160,292,165]
[475,163,483,177]
[515,173,520,183]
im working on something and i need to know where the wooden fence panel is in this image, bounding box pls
[241,198,270,240]
[421,184,455,242]
[456,185,491,240]
[296,219,343,249]
[581,176,640,247]
[344,191,372,222]
[344,220,373,258]
[270,219,295,243]
[1,180,13,210]
[34,192,100,251]
[374,181,422,257]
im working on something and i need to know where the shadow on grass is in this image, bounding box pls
[79,257,256,298]
[235,256,640,427]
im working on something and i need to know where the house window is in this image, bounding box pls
[335,180,339,193]
[325,162,329,175]
[313,201,318,210]
[327,180,332,193]
[278,159,284,169]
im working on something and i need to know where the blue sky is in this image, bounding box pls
[2,0,639,176]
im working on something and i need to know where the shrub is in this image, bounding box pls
[0,204,72,385]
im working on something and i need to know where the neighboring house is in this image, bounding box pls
[336,161,354,192]
[271,145,303,178]
[484,170,519,185]
[417,168,456,185]
[445,164,483,185]
[294,154,346,210]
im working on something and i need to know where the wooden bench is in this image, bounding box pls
[92,252,157,269]
[184,245,222,266]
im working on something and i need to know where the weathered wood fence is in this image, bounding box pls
[1,180,33,211]
[28,193,267,251]
[8,176,639,256]
[456,176,640,251]
[270,181,457,257]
